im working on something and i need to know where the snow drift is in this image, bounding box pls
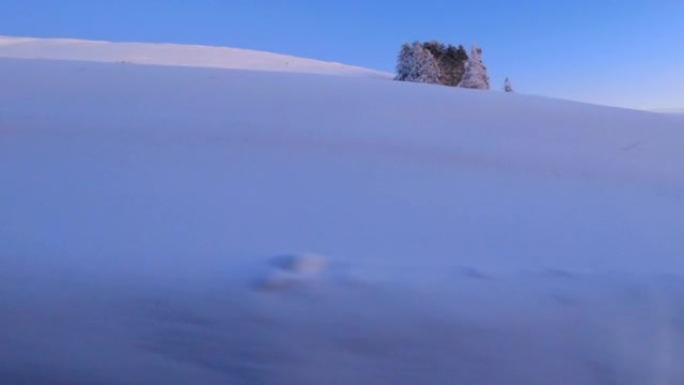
[1,38,684,385]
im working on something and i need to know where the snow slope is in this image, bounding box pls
[1,51,684,384]
[0,35,390,77]
[656,108,684,113]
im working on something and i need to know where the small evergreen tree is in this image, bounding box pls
[504,77,514,92]
[459,43,490,90]
[395,42,441,84]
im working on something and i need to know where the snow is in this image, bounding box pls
[255,254,329,291]
[1,39,684,385]
[0,35,391,78]
[660,108,684,115]
[269,253,329,275]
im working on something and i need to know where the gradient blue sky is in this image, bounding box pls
[2,1,683,109]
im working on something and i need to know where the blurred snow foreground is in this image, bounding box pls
[255,253,329,291]
[1,38,684,385]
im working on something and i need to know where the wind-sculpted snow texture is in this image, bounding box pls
[1,53,684,384]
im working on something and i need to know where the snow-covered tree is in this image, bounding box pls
[395,43,414,81]
[421,40,447,60]
[459,43,490,90]
[395,42,441,84]
[440,44,469,86]
[504,77,514,93]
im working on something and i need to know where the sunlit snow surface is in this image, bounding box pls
[1,55,684,384]
[0,35,391,78]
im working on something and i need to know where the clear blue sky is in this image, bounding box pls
[2,1,683,109]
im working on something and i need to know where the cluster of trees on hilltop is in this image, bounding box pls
[396,41,512,92]
[421,41,469,86]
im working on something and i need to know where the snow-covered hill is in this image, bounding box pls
[1,40,684,385]
[0,35,390,77]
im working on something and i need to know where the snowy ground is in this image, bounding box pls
[1,46,684,384]
[0,35,390,78]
